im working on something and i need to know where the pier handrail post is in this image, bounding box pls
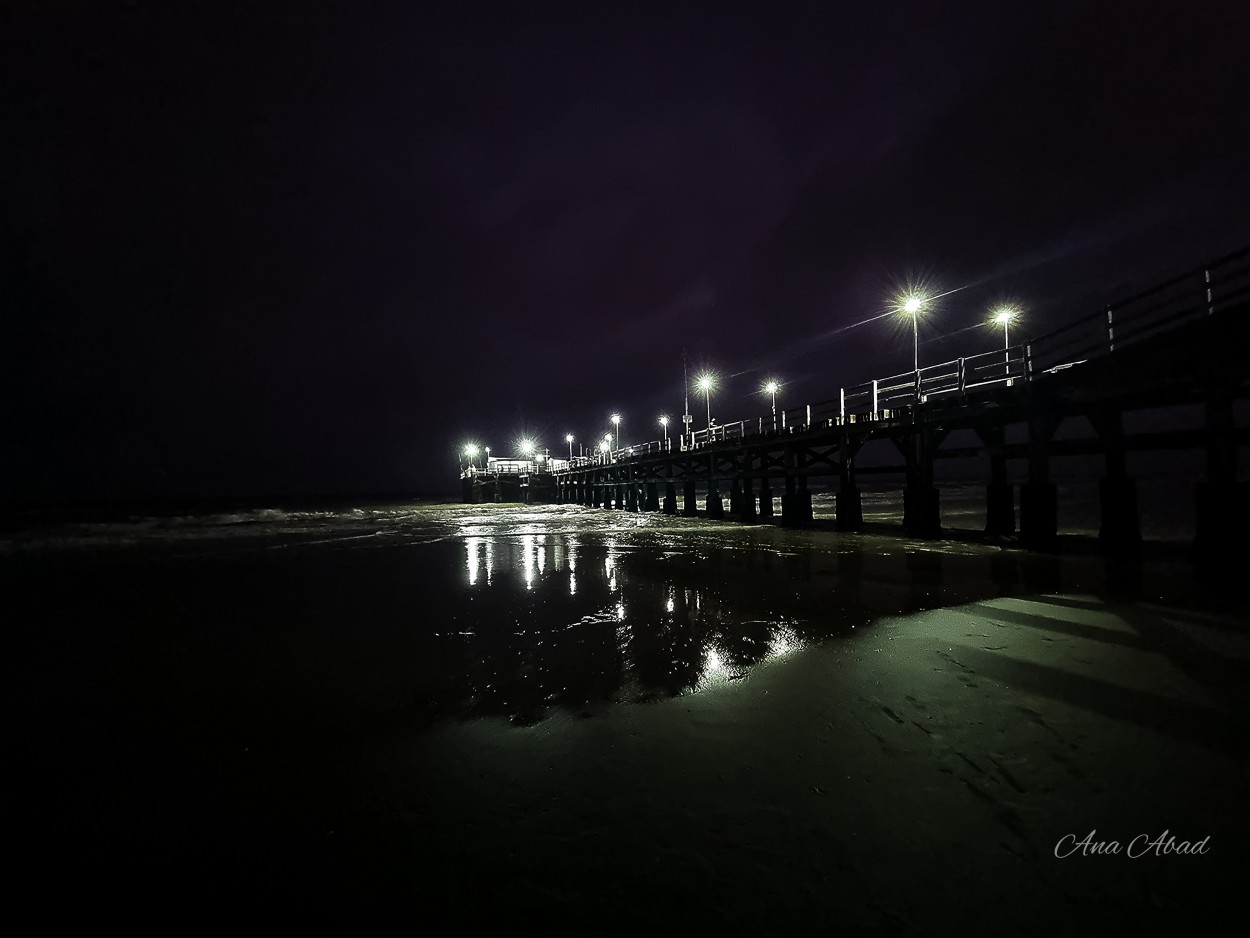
[805,404,811,428]
[1105,304,1115,352]
[840,387,845,422]
[871,379,878,419]
[1204,266,1213,315]
[957,357,966,400]
[913,368,922,404]
[1025,343,1034,383]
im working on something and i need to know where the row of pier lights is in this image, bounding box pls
[461,299,1022,465]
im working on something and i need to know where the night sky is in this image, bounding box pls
[6,1,1249,500]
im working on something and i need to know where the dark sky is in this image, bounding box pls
[5,1,1249,499]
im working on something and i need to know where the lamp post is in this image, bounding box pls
[992,308,1017,380]
[464,444,479,470]
[660,415,669,446]
[610,413,621,451]
[903,295,924,372]
[565,433,574,460]
[697,374,714,431]
[764,380,779,430]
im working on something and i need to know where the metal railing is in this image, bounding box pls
[552,247,1249,466]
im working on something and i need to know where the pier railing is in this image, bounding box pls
[572,247,1250,463]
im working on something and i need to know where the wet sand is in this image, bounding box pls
[8,500,1249,929]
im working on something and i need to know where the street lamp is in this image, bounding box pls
[464,444,479,469]
[659,415,669,444]
[696,374,714,429]
[992,307,1018,379]
[565,433,574,459]
[520,440,535,459]
[901,295,924,372]
[610,413,621,450]
[599,438,610,463]
[763,380,779,430]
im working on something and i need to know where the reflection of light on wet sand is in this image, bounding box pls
[604,537,620,593]
[617,603,625,621]
[768,625,799,659]
[569,573,577,596]
[704,645,728,678]
[536,534,546,576]
[666,597,674,612]
[465,537,481,586]
[522,534,535,590]
[484,540,494,585]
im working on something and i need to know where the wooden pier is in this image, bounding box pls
[471,249,1250,558]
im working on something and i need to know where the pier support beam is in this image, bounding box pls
[1091,409,1141,553]
[836,483,862,531]
[683,480,698,516]
[782,476,812,526]
[986,478,1015,536]
[980,427,1015,536]
[615,484,626,510]
[758,480,773,518]
[644,482,660,511]
[1196,482,1250,560]
[626,483,639,512]
[736,478,757,522]
[1020,409,1059,549]
[902,485,940,537]
[900,430,940,537]
[1195,385,1246,572]
[780,445,812,526]
[663,482,678,514]
[1020,482,1057,546]
[836,438,863,531]
[706,479,725,518]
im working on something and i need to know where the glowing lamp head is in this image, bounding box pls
[565,433,574,443]
[764,380,779,395]
[610,413,621,426]
[697,374,714,392]
[520,440,535,456]
[993,308,1017,325]
[464,444,479,458]
[659,416,669,427]
[903,296,923,315]
[599,440,610,453]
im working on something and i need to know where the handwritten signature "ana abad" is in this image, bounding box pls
[1054,830,1210,859]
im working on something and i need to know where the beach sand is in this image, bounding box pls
[8,498,1248,929]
